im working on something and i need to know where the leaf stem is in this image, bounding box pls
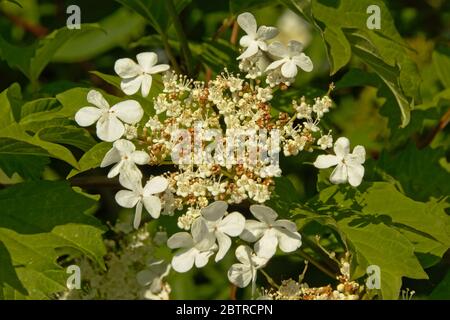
[296,249,337,280]
[166,0,193,76]
[260,269,280,289]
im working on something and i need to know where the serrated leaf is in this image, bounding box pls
[0,181,106,299]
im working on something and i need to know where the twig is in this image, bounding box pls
[1,11,48,37]
[260,269,280,289]
[418,107,450,149]
[230,20,239,45]
[296,250,337,280]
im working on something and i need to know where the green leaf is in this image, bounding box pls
[197,39,239,74]
[0,83,21,126]
[53,8,146,63]
[37,126,96,152]
[0,181,106,299]
[0,25,99,82]
[115,0,191,34]
[430,271,450,300]
[432,45,450,89]
[229,0,273,14]
[67,142,112,179]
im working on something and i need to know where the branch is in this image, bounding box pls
[1,11,48,37]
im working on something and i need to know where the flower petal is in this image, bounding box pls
[250,205,277,224]
[237,12,257,37]
[143,195,162,219]
[275,228,302,253]
[281,60,298,78]
[143,176,168,195]
[107,161,123,178]
[96,114,125,142]
[272,219,298,233]
[201,201,228,221]
[265,58,286,71]
[75,107,102,127]
[334,137,350,159]
[240,220,267,242]
[110,100,144,124]
[195,250,214,268]
[350,145,366,164]
[136,52,158,73]
[313,154,339,169]
[268,41,288,58]
[191,218,210,245]
[254,231,278,259]
[131,150,150,165]
[120,75,143,96]
[215,231,231,262]
[115,190,140,208]
[140,74,152,98]
[133,201,143,229]
[100,146,121,167]
[167,232,194,249]
[287,40,303,56]
[218,212,245,236]
[171,248,196,273]
[228,263,252,288]
[87,90,109,109]
[257,26,278,40]
[346,163,365,187]
[118,164,143,190]
[239,35,253,47]
[237,42,259,60]
[147,64,170,74]
[330,163,348,184]
[113,139,136,153]
[114,58,141,79]
[292,53,313,72]
[235,245,253,265]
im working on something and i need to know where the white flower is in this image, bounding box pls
[114,52,170,97]
[200,201,245,262]
[75,90,143,142]
[101,139,149,188]
[240,205,302,259]
[227,245,268,289]
[115,176,169,229]
[317,134,333,150]
[237,12,278,60]
[313,137,366,187]
[266,40,313,78]
[167,218,217,273]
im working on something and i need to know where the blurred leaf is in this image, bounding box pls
[0,181,106,299]
[229,0,273,14]
[53,8,146,63]
[432,45,450,89]
[430,270,450,300]
[197,39,238,74]
[0,25,100,82]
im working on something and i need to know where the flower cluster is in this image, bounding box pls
[73,10,367,293]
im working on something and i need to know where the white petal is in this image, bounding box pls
[254,231,278,259]
[275,228,302,253]
[118,165,143,190]
[313,154,339,169]
[237,12,257,37]
[239,35,253,47]
[287,40,303,56]
[133,201,143,229]
[191,218,210,245]
[75,107,102,127]
[201,201,228,221]
[265,58,286,71]
[281,60,298,78]
[235,245,253,265]
[351,145,366,164]
[147,64,170,74]
[131,150,150,165]
[114,58,141,78]
[87,90,109,109]
[140,74,152,98]
[268,41,288,58]
[228,263,252,288]
[171,248,196,273]
[218,212,245,236]
[257,26,278,40]
[240,220,267,242]
[100,146,120,167]
[215,231,231,262]
[250,205,277,224]
[167,232,194,249]
[195,250,214,268]
[136,52,158,73]
[293,53,313,72]
[96,114,125,142]
[237,42,259,60]
[107,161,123,178]
[334,137,350,159]
[330,163,348,184]
[143,195,162,219]
[346,163,365,187]
[113,139,135,153]
[121,75,143,96]
[143,176,168,195]
[272,219,298,233]
[110,100,144,124]
[115,190,140,208]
